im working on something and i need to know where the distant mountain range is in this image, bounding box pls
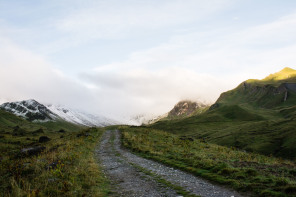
[0,99,117,127]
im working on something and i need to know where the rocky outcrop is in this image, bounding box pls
[168,100,207,118]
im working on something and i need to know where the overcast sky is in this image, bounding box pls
[1,0,296,121]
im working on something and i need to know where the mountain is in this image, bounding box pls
[151,67,296,160]
[0,99,117,127]
[0,99,58,122]
[212,67,296,109]
[133,101,209,125]
[46,104,118,127]
[167,100,208,119]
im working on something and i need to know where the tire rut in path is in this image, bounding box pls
[95,130,244,197]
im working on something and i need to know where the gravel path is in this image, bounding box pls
[95,130,244,197]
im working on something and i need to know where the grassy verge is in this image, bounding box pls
[0,127,109,196]
[121,126,296,197]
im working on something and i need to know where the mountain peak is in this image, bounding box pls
[281,67,295,72]
[263,67,296,81]
[24,99,38,103]
[0,99,57,121]
[168,100,207,118]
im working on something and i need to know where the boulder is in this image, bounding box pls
[179,136,194,141]
[77,132,91,137]
[39,136,51,143]
[21,146,46,156]
[58,129,66,133]
[32,128,44,134]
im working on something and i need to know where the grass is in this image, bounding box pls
[121,126,296,197]
[0,109,84,133]
[149,68,296,160]
[108,130,199,197]
[0,125,110,196]
[150,103,296,160]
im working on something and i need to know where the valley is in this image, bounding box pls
[1,68,296,196]
[2,1,296,196]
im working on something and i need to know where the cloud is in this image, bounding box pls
[54,0,233,41]
[82,67,239,119]
[0,35,98,113]
[1,1,296,122]
[90,11,296,76]
[80,12,296,118]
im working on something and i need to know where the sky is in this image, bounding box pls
[1,0,296,121]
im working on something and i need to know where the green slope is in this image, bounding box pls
[0,109,111,196]
[214,67,296,109]
[151,67,296,160]
[0,109,84,133]
[121,126,296,197]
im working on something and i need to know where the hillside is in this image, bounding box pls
[213,67,296,109]
[0,107,109,196]
[121,126,296,197]
[151,67,296,160]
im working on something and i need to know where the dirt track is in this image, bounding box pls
[95,130,244,197]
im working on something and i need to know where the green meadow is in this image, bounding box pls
[121,126,296,197]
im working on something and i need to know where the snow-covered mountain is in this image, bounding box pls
[46,104,118,127]
[0,99,58,122]
[0,99,118,127]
